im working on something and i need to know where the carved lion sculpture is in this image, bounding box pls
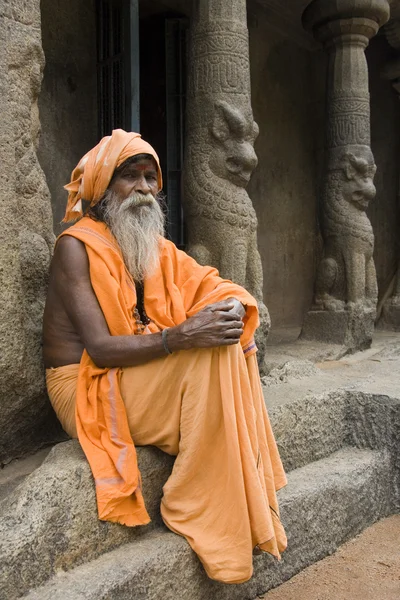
[314,149,378,312]
[184,100,271,346]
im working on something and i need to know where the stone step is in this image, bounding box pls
[0,441,174,600]
[0,447,51,503]
[2,386,399,600]
[268,388,348,472]
[22,447,393,600]
[265,362,400,473]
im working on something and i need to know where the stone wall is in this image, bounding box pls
[38,0,98,235]
[0,0,63,464]
[247,6,325,330]
[368,35,400,301]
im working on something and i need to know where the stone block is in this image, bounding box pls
[0,447,51,503]
[345,392,400,511]
[380,299,400,331]
[268,390,348,472]
[22,447,393,600]
[0,441,174,600]
[301,308,375,352]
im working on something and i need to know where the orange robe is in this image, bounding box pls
[51,216,287,582]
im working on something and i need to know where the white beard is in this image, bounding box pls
[101,189,165,282]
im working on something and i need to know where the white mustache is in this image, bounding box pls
[121,194,156,210]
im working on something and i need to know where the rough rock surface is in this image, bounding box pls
[0,441,174,600]
[0,0,63,463]
[268,390,348,472]
[22,447,393,600]
[261,360,319,387]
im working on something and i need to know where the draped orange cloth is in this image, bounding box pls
[63,129,163,222]
[59,216,260,527]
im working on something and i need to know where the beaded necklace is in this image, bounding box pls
[134,281,150,334]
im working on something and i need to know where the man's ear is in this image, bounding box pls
[211,100,246,141]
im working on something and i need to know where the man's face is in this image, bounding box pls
[109,156,159,201]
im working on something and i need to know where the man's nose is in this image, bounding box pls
[134,174,151,194]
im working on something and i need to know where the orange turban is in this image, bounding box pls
[63,129,163,222]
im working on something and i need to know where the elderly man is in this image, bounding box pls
[43,129,287,584]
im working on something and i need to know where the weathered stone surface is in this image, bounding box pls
[301,306,375,351]
[183,0,270,361]
[0,447,51,503]
[0,441,174,600]
[262,360,320,387]
[381,298,400,331]
[2,388,398,599]
[380,14,400,329]
[301,0,390,349]
[345,392,400,510]
[0,0,62,463]
[23,447,393,600]
[268,390,348,472]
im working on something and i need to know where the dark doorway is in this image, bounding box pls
[96,1,187,247]
[140,14,187,247]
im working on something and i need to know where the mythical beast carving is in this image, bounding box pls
[184,100,271,346]
[314,148,378,312]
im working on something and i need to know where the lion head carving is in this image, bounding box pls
[209,100,258,188]
[339,151,377,211]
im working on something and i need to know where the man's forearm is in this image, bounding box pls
[87,299,245,368]
[88,329,183,369]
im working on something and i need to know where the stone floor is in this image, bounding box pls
[258,515,400,600]
[264,329,400,402]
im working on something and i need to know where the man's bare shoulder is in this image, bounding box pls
[55,234,86,259]
[53,235,89,279]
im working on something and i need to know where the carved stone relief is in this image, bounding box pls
[314,148,378,313]
[301,0,390,351]
[183,0,270,361]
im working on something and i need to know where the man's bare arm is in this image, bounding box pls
[53,236,244,368]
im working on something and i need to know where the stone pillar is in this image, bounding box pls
[183,0,270,361]
[301,0,390,351]
[380,9,400,330]
[0,0,62,462]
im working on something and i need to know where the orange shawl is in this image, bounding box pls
[61,216,259,526]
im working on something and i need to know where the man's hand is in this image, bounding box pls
[227,297,246,320]
[168,299,244,351]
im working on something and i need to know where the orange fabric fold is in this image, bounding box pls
[59,216,259,526]
[63,129,163,222]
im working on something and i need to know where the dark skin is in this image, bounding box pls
[42,157,245,369]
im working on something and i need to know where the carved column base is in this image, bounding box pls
[301,308,375,352]
[380,298,400,331]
